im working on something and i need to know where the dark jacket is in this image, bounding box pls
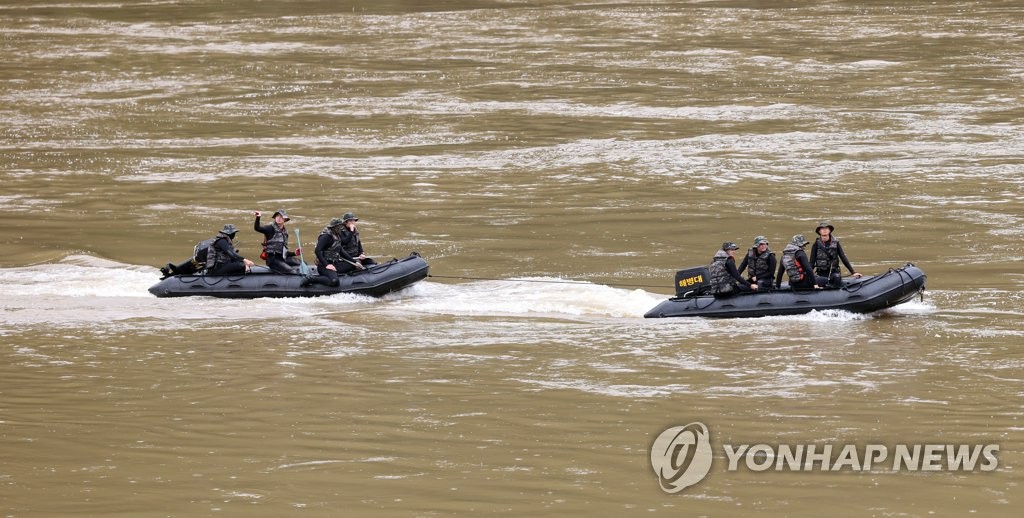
[212,236,244,261]
[738,247,777,283]
[253,216,296,258]
[709,250,749,294]
[337,227,365,258]
[314,229,357,266]
[205,235,246,271]
[776,246,815,287]
[809,237,856,276]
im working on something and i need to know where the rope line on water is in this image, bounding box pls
[426,273,665,290]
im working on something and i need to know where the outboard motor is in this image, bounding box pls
[674,266,711,298]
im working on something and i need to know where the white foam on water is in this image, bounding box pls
[759,309,873,323]
[0,255,157,298]
[0,255,936,329]
[0,255,376,327]
[847,59,901,69]
[512,378,692,398]
[387,278,933,325]
[0,194,61,210]
[875,298,936,316]
[395,279,665,319]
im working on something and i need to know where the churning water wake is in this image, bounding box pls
[0,255,936,330]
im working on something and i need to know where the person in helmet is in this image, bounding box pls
[335,212,375,272]
[775,234,821,290]
[738,235,777,290]
[253,209,301,274]
[708,242,759,296]
[809,221,861,288]
[205,224,254,276]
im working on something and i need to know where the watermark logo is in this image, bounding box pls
[721,443,999,472]
[651,423,1000,494]
[650,422,713,493]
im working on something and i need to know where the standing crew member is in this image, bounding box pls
[776,234,821,290]
[253,209,301,274]
[738,235,777,290]
[708,242,758,296]
[205,224,254,275]
[809,220,861,288]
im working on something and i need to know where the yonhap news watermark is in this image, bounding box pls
[651,422,1000,494]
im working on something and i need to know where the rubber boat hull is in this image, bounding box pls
[148,254,428,299]
[644,264,926,318]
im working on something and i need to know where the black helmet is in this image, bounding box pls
[219,224,238,236]
[272,209,290,222]
[815,221,834,235]
[342,212,358,222]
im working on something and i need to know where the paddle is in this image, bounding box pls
[340,257,366,271]
[294,228,311,276]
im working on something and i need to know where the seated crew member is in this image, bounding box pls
[708,241,758,296]
[775,234,821,290]
[335,212,376,273]
[253,209,301,274]
[738,235,777,290]
[809,220,861,288]
[301,217,348,287]
[204,224,254,275]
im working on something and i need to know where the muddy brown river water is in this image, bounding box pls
[2,1,1022,516]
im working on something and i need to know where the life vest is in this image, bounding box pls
[708,250,735,294]
[745,247,774,281]
[813,237,840,276]
[204,235,236,272]
[781,244,805,282]
[338,227,362,258]
[317,227,345,265]
[262,223,289,257]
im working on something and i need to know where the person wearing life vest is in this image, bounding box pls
[336,212,375,272]
[708,242,758,296]
[300,217,350,287]
[205,224,254,275]
[738,235,777,290]
[775,234,821,290]
[809,221,861,288]
[253,209,301,274]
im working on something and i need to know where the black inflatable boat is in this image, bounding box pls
[149,253,428,299]
[644,264,926,318]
